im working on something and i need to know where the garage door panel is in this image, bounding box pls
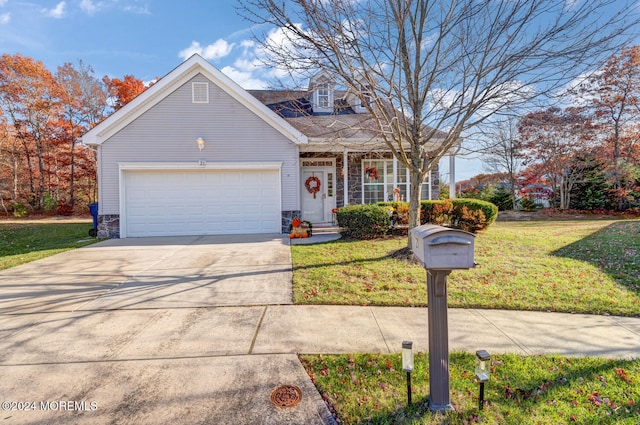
[124,169,281,237]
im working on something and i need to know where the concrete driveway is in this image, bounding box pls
[0,234,293,314]
[0,235,334,425]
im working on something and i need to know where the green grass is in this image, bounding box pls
[292,220,640,316]
[301,352,640,424]
[0,222,99,270]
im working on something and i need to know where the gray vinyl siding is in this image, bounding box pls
[99,74,300,215]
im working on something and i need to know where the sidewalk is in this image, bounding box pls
[254,305,640,359]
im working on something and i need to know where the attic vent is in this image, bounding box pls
[192,82,209,104]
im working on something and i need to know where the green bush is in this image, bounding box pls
[43,192,57,212]
[451,198,498,228]
[489,186,515,211]
[520,196,540,211]
[420,199,498,233]
[336,204,390,239]
[12,202,28,218]
[376,202,410,225]
[420,200,453,225]
[337,199,497,239]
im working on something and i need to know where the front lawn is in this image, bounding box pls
[0,221,98,270]
[301,352,640,424]
[292,220,640,316]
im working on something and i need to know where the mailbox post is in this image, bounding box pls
[411,224,476,412]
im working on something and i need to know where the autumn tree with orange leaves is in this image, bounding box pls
[56,60,108,209]
[519,107,598,209]
[0,54,63,211]
[103,74,148,111]
[571,46,640,210]
[0,53,146,216]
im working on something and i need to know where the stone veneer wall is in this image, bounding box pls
[347,153,364,205]
[335,155,344,207]
[97,215,120,239]
[97,212,294,238]
[429,169,440,200]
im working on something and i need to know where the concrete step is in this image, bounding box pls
[312,226,342,234]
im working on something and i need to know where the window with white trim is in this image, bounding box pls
[362,159,410,203]
[362,159,436,203]
[421,173,434,200]
[317,83,331,108]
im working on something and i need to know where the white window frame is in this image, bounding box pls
[361,158,436,202]
[316,83,332,109]
[362,158,410,203]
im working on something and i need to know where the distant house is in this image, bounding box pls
[83,54,445,238]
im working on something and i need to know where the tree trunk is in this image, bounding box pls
[20,136,36,199]
[69,136,76,209]
[407,170,424,249]
[509,175,518,210]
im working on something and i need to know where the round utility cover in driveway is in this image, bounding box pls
[123,169,281,237]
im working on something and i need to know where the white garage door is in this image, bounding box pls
[123,169,281,237]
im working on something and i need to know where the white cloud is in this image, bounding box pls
[220,65,268,90]
[178,39,234,61]
[0,12,9,24]
[124,4,150,15]
[80,0,100,15]
[255,25,316,81]
[43,1,66,18]
[556,70,601,106]
[0,0,7,6]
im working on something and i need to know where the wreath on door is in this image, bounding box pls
[305,176,321,198]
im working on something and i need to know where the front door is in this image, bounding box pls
[301,160,336,225]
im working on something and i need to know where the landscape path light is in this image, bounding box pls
[402,340,414,406]
[475,349,491,410]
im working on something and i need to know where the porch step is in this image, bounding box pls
[312,226,342,234]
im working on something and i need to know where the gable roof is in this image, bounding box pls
[82,54,308,146]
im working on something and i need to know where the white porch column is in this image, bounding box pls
[343,149,349,206]
[449,154,456,199]
[428,170,433,200]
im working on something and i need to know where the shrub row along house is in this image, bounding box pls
[83,54,447,238]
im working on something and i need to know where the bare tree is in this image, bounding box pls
[239,0,637,245]
[477,118,523,210]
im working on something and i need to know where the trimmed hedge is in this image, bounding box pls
[336,204,391,239]
[376,202,410,226]
[420,199,498,231]
[449,198,498,230]
[337,199,497,239]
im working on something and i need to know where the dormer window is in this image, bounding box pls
[309,71,335,114]
[317,83,331,108]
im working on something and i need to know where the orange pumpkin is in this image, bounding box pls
[302,231,308,238]
[292,218,301,227]
[289,233,295,239]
